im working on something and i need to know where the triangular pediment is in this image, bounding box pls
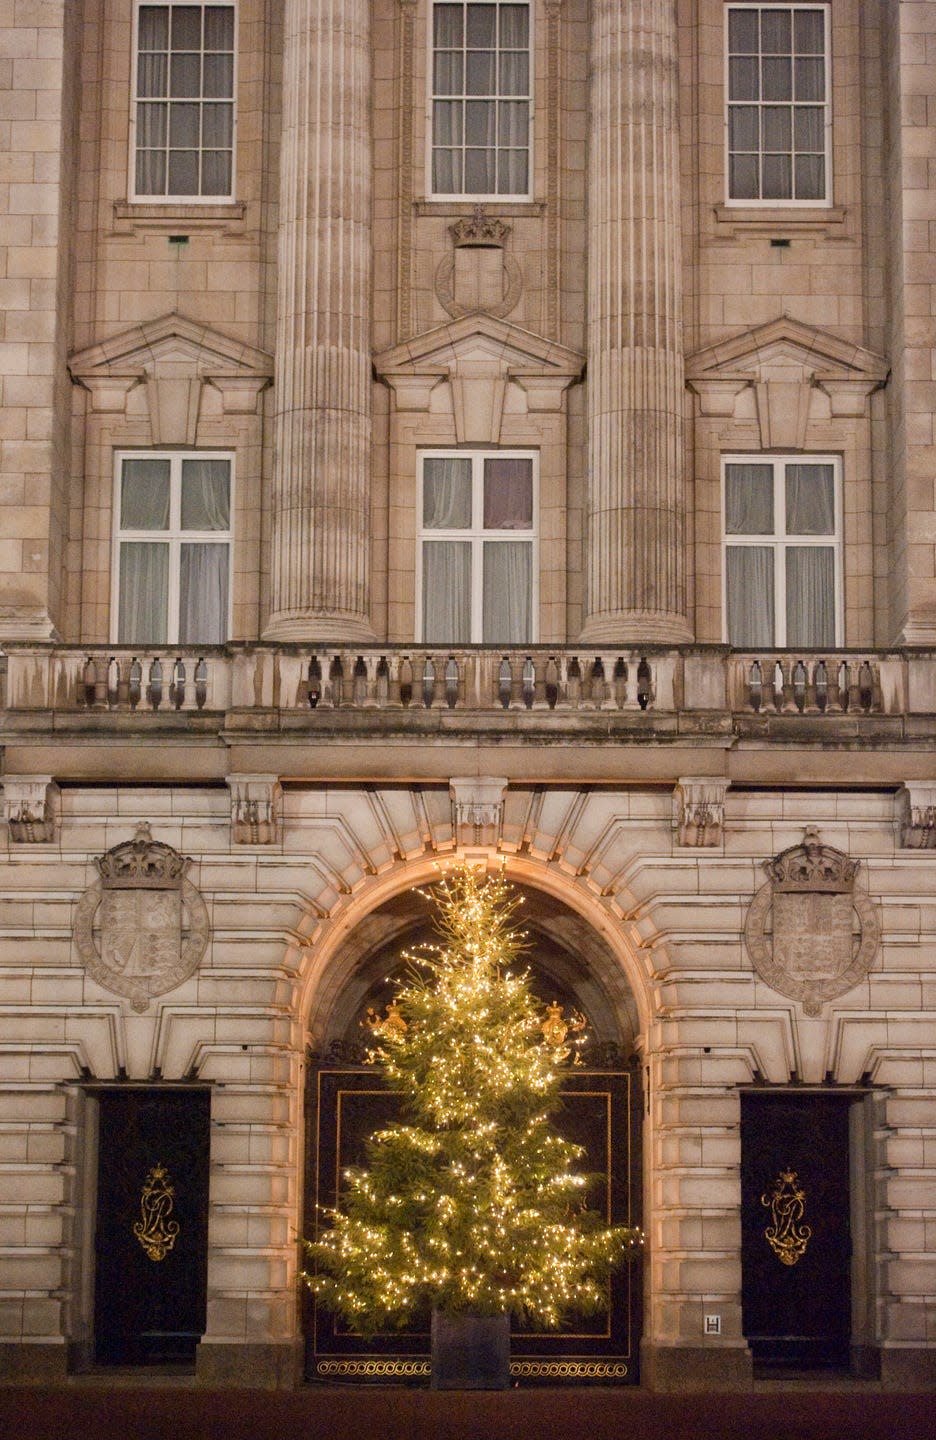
[69,312,273,380]
[374,315,584,381]
[685,314,888,386]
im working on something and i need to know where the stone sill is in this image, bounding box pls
[112,201,249,236]
[713,203,847,237]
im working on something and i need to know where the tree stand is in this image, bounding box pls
[430,1310,510,1390]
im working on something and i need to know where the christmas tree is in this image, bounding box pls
[303,865,642,1336]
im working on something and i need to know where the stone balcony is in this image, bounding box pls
[2,643,935,793]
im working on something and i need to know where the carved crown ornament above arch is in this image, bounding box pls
[74,823,209,1012]
[743,827,880,1016]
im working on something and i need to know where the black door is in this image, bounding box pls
[305,1065,641,1384]
[741,1092,852,1370]
[94,1087,210,1366]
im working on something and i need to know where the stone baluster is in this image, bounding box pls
[265,0,375,641]
[582,0,691,643]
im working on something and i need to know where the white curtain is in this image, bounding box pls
[725,463,774,535]
[726,545,774,648]
[423,541,471,644]
[121,458,171,528]
[483,541,531,644]
[180,544,229,644]
[118,543,169,645]
[423,458,472,529]
[786,547,835,648]
[785,464,834,535]
[181,458,231,530]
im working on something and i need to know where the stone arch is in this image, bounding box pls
[298,852,651,1058]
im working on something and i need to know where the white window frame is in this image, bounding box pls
[724,3,832,208]
[129,1,238,203]
[111,450,234,645]
[427,0,534,202]
[721,454,843,648]
[416,449,539,644]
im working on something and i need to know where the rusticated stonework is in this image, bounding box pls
[74,824,209,1011]
[744,828,880,1016]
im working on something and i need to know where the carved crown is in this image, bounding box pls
[96,823,188,889]
[449,206,511,248]
[765,828,857,893]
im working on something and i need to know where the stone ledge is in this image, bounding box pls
[640,1340,753,1392]
[195,1340,303,1390]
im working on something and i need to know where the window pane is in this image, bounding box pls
[728,7,758,53]
[725,464,775,535]
[118,543,169,645]
[794,9,825,54]
[484,458,532,529]
[794,105,824,151]
[202,102,233,148]
[423,541,471,644]
[168,149,199,193]
[434,4,463,46]
[465,148,495,191]
[762,56,792,102]
[498,148,527,193]
[434,52,463,95]
[763,105,791,152]
[169,102,199,146]
[729,153,759,200]
[761,9,792,54]
[121,459,171,529]
[466,99,495,145]
[483,541,531,643]
[181,459,231,530]
[498,100,527,147]
[202,149,232,194]
[785,464,835,535]
[786,547,835,647]
[171,6,202,50]
[794,153,824,200]
[137,102,167,147]
[204,5,234,50]
[180,543,229,643]
[726,546,774,648]
[170,52,200,98]
[729,106,759,153]
[729,55,759,102]
[466,50,496,95]
[434,100,463,145]
[203,53,234,99]
[499,50,528,96]
[423,458,472,528]
[433,148,461,192]
[500,5,529,48]
[138,53,168,98]
[136,149,166,194]
[762,151,792,199]
[466,4,497,47]
[795,56,824,102]
[139,6,169,50]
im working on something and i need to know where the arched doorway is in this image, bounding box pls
[303,878,643,1384]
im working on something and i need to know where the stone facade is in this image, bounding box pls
[1,0,935,1393]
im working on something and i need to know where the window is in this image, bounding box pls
[723,457,841,648]
[431,1,531,198]
[113,453,233,644]
[132,3,236,200]
[418,452,536,643]
[726,5,830,204]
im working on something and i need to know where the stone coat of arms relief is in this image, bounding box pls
[744,827,880,1016]
[75,823,209,1011]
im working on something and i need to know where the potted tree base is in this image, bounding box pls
[302,867,642,1389]
[430,1309,510,1390]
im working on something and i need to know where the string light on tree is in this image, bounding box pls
[303,865,642,1337]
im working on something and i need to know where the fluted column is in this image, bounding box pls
[581,0,691,643]
[264,0,374,641]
